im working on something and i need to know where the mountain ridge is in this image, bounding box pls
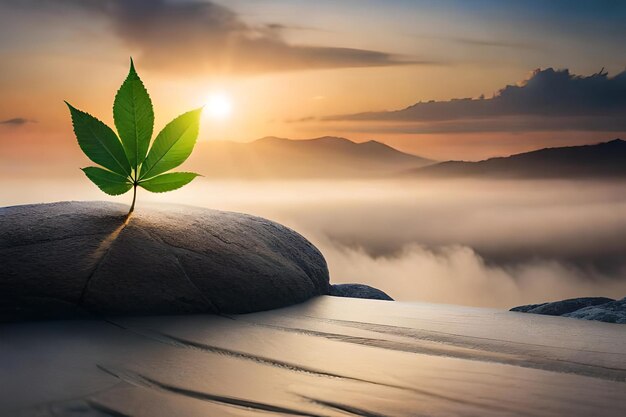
[188,136,434,178]
[410,139,626,179]
[188,137,626,179]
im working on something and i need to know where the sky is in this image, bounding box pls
[0,0,625,164]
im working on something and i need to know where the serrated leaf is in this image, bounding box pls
[113,59,153,171]
[139,172,200,193]
[139,108,202,181]
[66,102,132,177]
[82,167,133,195]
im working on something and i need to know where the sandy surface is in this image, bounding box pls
[1,296,625,416]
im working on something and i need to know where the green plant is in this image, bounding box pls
[66,59,202,216]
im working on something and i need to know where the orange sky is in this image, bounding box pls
[1,0,625,168]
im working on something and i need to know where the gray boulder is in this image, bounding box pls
[330,283,394,301]
[0,202,330,321]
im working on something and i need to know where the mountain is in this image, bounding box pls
[187,136,434,178]
[410,139,626,179]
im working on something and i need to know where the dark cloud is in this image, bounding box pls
[317,116,626,135]
[8,0,424,74]
[0,117,34,126]
[450,37,534,49]
[408,33,537,50]
[326,68,626,132]
[264,23,327,33]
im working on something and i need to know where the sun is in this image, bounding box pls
[206,92,233,120]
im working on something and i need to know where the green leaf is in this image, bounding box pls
[113,58,154,171]
[139,172,200,193]
[66,102,132,177]
[82,167,133,196]
[139,108,202,180]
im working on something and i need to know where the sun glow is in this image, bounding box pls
[206,92,233,120]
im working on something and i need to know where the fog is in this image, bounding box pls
[3,178,626,308]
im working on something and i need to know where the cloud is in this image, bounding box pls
[325,68,626,132]
[0,117,34,126]
[285,116,317,124]
[450,37,534,49]
[263,23,329,33]
[408,33,537,50]
[8,0,424,75]
[223,178,626,276]
[324,241,626,308]
[291,179,626,307]
[316,116,626,135]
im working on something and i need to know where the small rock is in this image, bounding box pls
[510,296,626,324]
[330,283,394,301]
[513,297,614,316]
[510,302,548,313]
[564,298,626,324]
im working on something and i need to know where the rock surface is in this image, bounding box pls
[564,298,626,324]
[510,297,614,316]
[511,297,626,324]
[330,283,394,301]
[0,202,330,321]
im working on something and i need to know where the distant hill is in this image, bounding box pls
[187,136,434,178]
[409,139,626,179]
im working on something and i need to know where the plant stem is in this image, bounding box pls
[128,183,137,216]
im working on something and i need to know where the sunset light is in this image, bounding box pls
[206,92,233,120]
[1,1,625,415]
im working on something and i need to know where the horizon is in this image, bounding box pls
[217,134,626,157]
[1,0,626,169]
